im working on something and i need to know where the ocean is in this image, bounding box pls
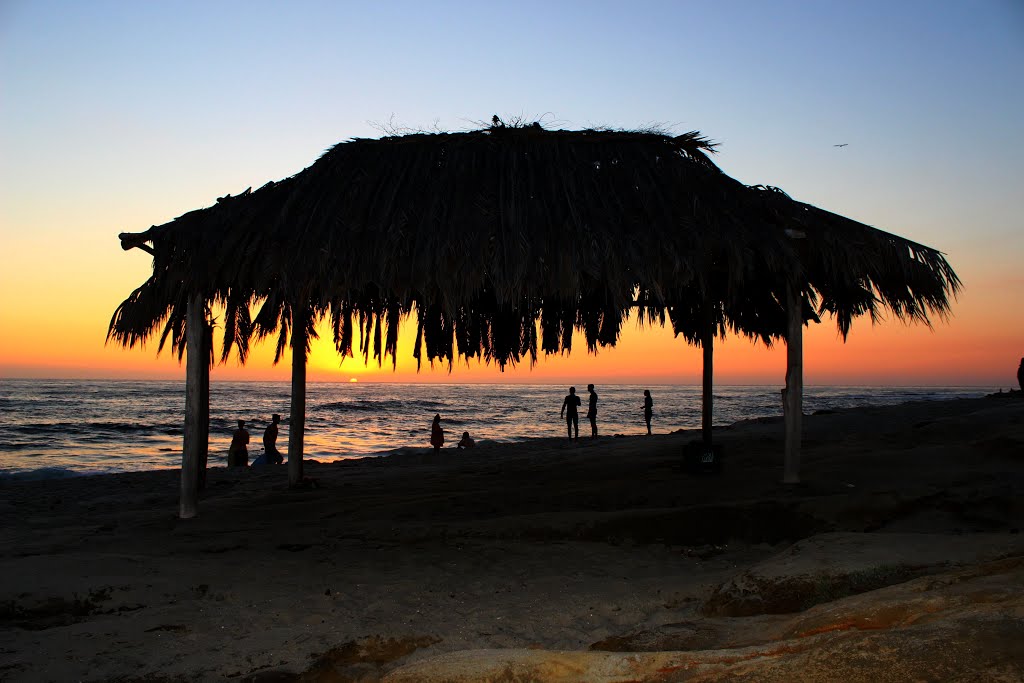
[0,380,995,481]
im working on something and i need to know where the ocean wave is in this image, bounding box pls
[0,441,42,451]
[377,446,425,457]
[317,401,387,413]
[4,421,181,438]
[316,399,456,415]
[0,466,101,482]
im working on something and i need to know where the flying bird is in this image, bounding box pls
[834,143,848,148]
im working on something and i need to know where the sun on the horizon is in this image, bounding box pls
[349,377,358,382]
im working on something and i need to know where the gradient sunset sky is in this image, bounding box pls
[1,1,1021,386]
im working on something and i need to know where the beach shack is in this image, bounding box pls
[109,120,959,517]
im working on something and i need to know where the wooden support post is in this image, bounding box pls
[783,281,803,484]
[288,304,307,486]
[197,318,211,491]
[180,293,204,519]
[701,323,714,447]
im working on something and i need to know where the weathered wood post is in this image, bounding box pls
[701,322,714,447]
[288,303,307,486]
[196,316,212,491]
[782,279,803,484]
[181,292,206,518]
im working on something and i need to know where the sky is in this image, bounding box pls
[1,0,1022,387]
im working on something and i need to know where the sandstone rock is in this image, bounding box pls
[701,531,1023,617]
[386,556,1024,682]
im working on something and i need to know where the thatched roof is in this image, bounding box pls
[747,186,960,335]
[108,120,960,369]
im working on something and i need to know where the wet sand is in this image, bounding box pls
[1,392,1022,681]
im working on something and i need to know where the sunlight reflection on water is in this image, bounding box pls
[0,380,992,479]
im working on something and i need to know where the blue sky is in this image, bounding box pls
[1,1,1022,383]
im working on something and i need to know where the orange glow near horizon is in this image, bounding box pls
[2,296,1017,387]
[0,235,1018,387]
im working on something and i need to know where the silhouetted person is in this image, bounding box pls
[643,390,653,435]
[457,431,475,449]
[430,414,444,453]
[561,386,581,441]
[262,414,283,465]
[228,419,249,467]
[586,384,598,437]
[1018,357,1024,392]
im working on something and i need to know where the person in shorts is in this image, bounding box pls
[560,387,581,442]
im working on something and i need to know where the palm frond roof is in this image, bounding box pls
[109,121,959,368]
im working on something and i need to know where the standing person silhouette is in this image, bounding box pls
[430,414,444,454]
[586,384,599,437]
[560,387,581,442]
[228,419,250,467]
[643,390,654,435]
[1018,357,1024,391]
[263,414,283,465]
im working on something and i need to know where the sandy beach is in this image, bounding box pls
[2,393,1022,682]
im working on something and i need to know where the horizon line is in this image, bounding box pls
[0,376,1004,389]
